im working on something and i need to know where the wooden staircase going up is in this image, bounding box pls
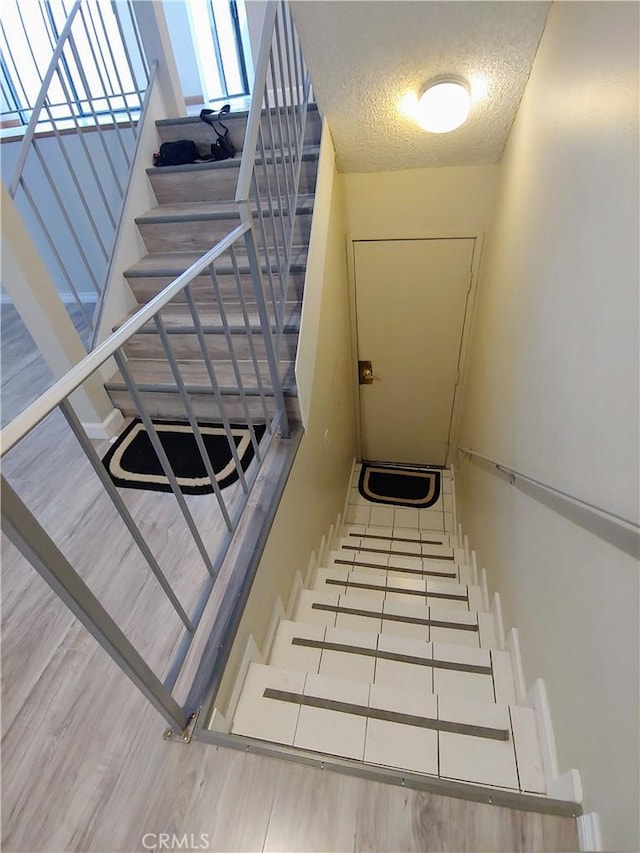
[105,105,322,424]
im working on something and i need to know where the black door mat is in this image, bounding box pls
[358,464,441,507]
[102,419,266,494]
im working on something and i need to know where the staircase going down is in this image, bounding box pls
[105,105,322,424]
[215,464,584,816]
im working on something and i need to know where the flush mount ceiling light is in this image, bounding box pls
[417,77,471,133]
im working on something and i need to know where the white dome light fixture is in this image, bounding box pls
[417,77,471,133]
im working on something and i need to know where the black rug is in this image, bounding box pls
[358,464,441,507]
[102,419,266,494]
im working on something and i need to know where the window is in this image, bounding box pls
[0,0,251,131]
[186,0,250,103]
[0,0,146,129]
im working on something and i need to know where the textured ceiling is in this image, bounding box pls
[291,1,549,172]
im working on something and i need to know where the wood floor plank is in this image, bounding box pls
[263,760,362,852]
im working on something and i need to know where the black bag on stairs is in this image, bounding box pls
[153,139,200,167]
[200,105,236,161]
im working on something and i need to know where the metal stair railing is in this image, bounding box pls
[1,0,313,736]
[235,0,312,346]
[1,222,290,734]
[6,0,151,349]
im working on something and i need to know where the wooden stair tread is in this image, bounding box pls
[116,304,301,333]
[123,245,309,278]
[106,357,296,392]
[136,194,315,224]
[155,102,319,128]
[145,144,321,177]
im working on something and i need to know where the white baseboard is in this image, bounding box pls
[450,463,459,533]
[491,592,506,650]
[526,677,583,803]
[208,707,230,733]
[223,635,262,722]
[578,812,603,852]
[343,457,357,519]
[480,565,490,611]
[507,627,527,703]
[526,678,559,782]
[304,549,317,589]
[261,597,285,662]
[331,512,342,553]
[550,767,582,803]
[471,549,479,586]
[317,533,328,568]
[286,570,303,619]
[82,408,124,440]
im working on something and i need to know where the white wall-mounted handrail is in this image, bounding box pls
[0,223,250,457]
[458,447,639,534]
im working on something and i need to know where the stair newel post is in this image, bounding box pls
[239,203,290,439]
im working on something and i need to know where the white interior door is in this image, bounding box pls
[354,238,475,466]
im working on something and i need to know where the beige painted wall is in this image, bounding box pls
[344,164,499,240]
[455,3,639,848]
[215,127,357,714]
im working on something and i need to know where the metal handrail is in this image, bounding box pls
[0,223,249,457]
[234,0,311,337]
[235,3,278,203]
[458,447,639,533]
[1,0,308,733]
[89,61,159,350]
[0,215,287,730]
[6,0,150,346]
[7,0,83,199]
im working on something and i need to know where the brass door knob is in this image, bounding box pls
[359,360,374,385]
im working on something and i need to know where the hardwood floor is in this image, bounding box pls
[1,302,89,427]
[1,317,580,851]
